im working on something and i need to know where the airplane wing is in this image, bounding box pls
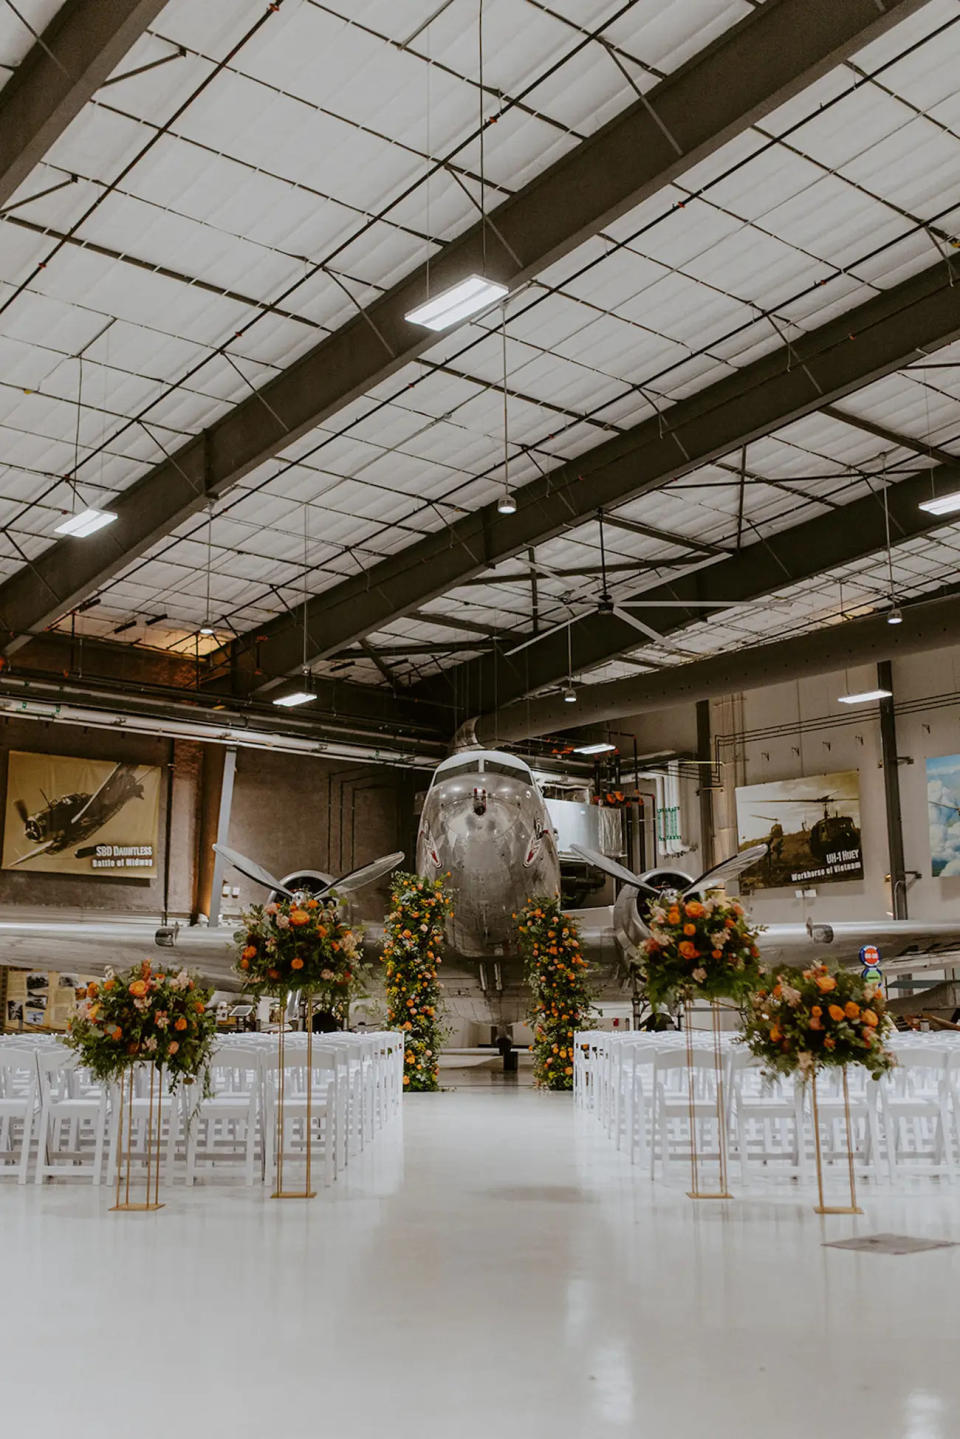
[760,919,960,973]
[0,911,241,991]
[69,762,136,828]
[569,906,620,965]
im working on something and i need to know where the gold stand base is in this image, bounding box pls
[814,1205,863,1216]
[687,1191,733,1200]
[110,1202,165,1212]
[271,1190,317,1199]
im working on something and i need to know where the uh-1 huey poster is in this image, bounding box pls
[734,769,864,893]
[1,750,161,877]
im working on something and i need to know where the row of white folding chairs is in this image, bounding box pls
[576,1030,960,1185]
[0,1031,403,1187]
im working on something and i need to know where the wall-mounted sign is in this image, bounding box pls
[1,751,161,876]
[926,753,960,877]
[734,769,863,893]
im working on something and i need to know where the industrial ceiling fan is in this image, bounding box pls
[504,509,758,659]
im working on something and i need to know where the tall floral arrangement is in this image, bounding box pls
[66,961,217,1088]
[516,897,594,1091]
[742,963,896,1081]
[642,889,763,1008]
[234,892,366,1022]
[381,872,451,1092]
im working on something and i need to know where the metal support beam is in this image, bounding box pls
[821,404,960,469]
[207,747,238,928]
[421,456,960,717]
[0,0,928,655]
[248,253,960,690]
[696,699,715,873]
[877,660,908,921]
[465,585,960,746]
[0,0,167,208]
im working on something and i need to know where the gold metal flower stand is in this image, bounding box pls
[811,1066,862,1215]
[111,1063,165,1212]
[272,996,316,1200]
[684,1001,732,1200]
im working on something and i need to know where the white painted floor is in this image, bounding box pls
[3,1089,960,1438]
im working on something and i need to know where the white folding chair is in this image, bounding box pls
[0,1044,40,1183]
[184,1045,262,1185]
[728,1049,806,1185]
[263,1046,338,1190]
[35,1048,109,1185]
[878,1047,953,1180]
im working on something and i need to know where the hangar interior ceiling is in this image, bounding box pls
[2,0,960,750]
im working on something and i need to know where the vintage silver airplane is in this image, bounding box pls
[0,747,958,1022]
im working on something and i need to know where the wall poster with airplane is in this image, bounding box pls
[734,769,864,893]
[1,751,161,876]
[926,754,960,877]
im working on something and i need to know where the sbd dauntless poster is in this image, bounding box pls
[1,751,161,877]
[734,769,864,893]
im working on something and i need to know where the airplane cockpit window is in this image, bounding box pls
[483,759,532,780]
[431,758,481,784]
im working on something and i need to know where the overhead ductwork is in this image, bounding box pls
[460,588,960,747]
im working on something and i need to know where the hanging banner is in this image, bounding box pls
[734,769,864,892]
[926,754,960,877]
[2,751,161,877]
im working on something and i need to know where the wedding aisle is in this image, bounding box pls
[2,1088,959,1438]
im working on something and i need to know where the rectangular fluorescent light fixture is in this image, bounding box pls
[574,742,617,755]
[272,691,314,708]
[405,275,508,331]
[918,490,960,517]
[837,689,892,705]
[54,507,117,538]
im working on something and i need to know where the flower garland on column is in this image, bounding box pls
[516,897,594,1090]
[381,872,452,1092]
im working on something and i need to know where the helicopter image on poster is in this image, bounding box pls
[734,770,864,893]
[7,761,148,867]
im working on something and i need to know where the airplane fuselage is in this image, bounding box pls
[416,750,559,960]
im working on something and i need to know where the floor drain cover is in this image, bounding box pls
[824,1233,957,1255]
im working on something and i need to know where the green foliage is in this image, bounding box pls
[381,872,452,1092]
[234,892,367,1019]
[65,961,218,1089]
[642,890,764,1007]
[742,962,896,1081]
[516,897,594,1091]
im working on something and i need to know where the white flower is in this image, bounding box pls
[709,931,727,949]
[797,1050,815,1074]
[104,966,115,981]
[172,968,191,991]
[75,1000,91,1021]
[780,981,802,1008]
[144,1035,158,1054]
[276,914,290,930]
[692,967,707,983]
[133,996,150,1012]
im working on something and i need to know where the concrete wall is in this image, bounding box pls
[618,643,960,925]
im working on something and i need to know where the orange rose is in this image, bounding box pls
[862,1008,878,1027]
[683,924,696,937]
[769,1025,782,1042]
[678,941,697,959]
[128,979,148,998]
[103,979,115,991]
[168,1041,179,1056]
[811,1005,822,1017]
[667,909,681,925]
[824,1037,836,1050]
[815,975,837,993]
[289,909,310,927]
[711,949,723,960]
[844,1001,860,1020]
[403,1075,410,1085]
[306,899,319,909]
[268,968,280,980]
[195,1002,204,1012]
[111,1026,123,1040]
[862,1028,874,1043]
[291,957,304,970]
[809,1018,822,1031]
[239,958,250,970]
[241,945,257,961]
[174,1016,188,1032]
[685,901,704,919]
[86,982,99,999]
[828,1004,845,1022]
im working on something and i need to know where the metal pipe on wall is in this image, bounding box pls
[877,660,909,921]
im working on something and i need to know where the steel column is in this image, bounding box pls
[207,747,238,928]
[696,700,715,873]
[877,660,908,920]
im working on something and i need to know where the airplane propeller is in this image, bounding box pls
[213,843,404,902]
[571,841,768,900]
[14,799,29,825]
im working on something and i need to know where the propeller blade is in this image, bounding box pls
[14,799,28,825]
[505,614,581,657]
[683,844,768,898]
[325,850,405,896]
[570,844,656,892]
[213,844,294,899]
[611,606,665,644]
